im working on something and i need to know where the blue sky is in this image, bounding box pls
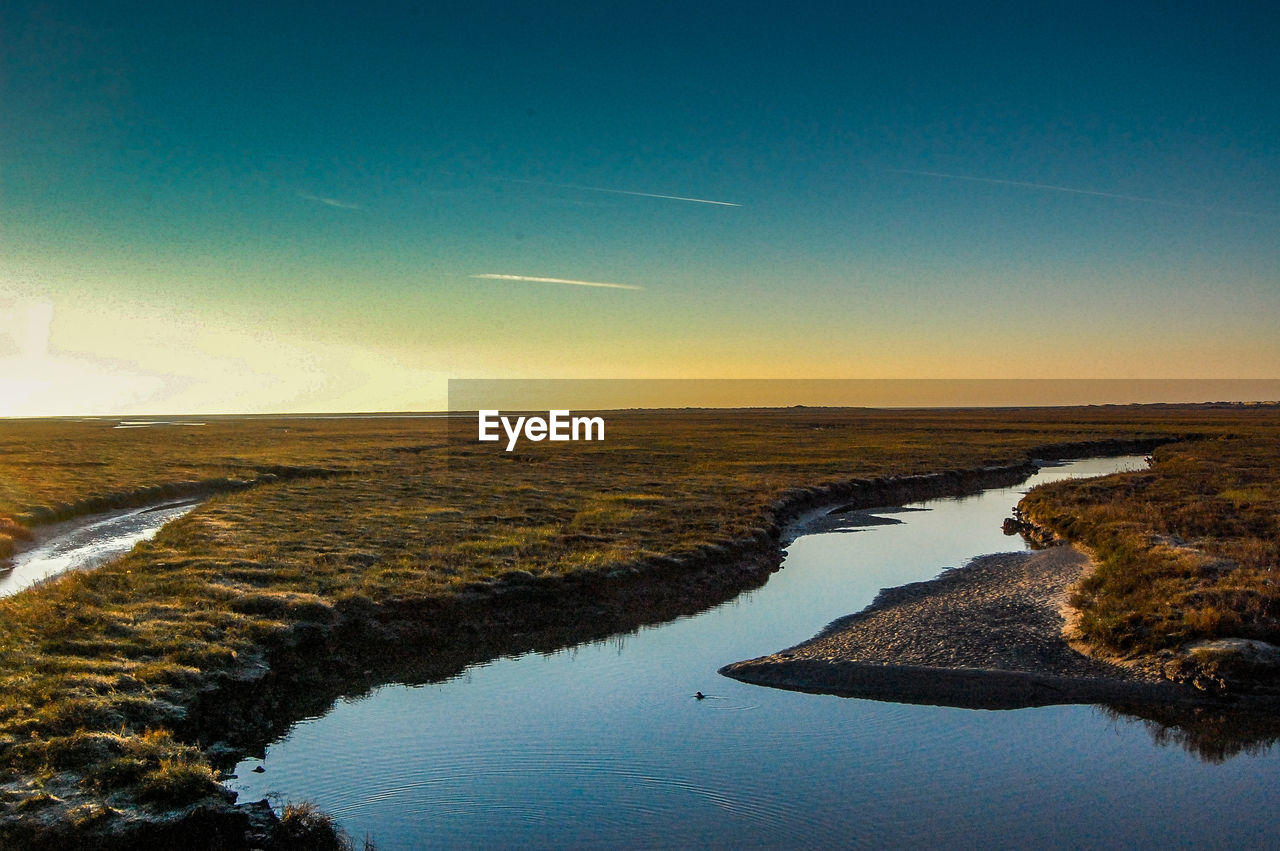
[2,1,1277,413]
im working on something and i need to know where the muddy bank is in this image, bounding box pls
[721,539,1280,721]
[719,546,1214,709]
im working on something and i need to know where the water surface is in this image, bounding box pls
[1,500,201,596]
[230,457,1279,848]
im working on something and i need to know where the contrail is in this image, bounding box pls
[470,273,644,291]
[298,191,362,210]
[886,168,1269,217]
[504,178,741,207]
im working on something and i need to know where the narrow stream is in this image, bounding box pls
[1,500,202,596]
[229,457,1279,848]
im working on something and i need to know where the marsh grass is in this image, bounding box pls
[0,406,1277,836]
[278,801,357,850]
[1020,436,1280,654]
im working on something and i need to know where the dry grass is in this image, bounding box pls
[278,801,357,850]
[1020,435,1280,654]
[0,417,417,520]
[0,405,1277,834]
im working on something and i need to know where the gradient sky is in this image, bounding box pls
[2,1,1277,414]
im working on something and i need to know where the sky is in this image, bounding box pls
[1,1,1277,415]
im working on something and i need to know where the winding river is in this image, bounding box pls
[222,456,1278,848]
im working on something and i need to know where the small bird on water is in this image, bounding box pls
[694,691,706,700]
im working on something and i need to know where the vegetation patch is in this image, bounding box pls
[1019,436,1280,681]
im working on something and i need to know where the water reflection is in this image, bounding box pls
[228,456,1280,849]
[1107,703,1280,764]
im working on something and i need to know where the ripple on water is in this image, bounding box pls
[691,694,761,711]
[313,748,824,846]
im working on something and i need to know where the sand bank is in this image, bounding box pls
[720,546,1208,710]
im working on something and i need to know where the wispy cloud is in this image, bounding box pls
[504,178,741,207]
[887,168,1270,217]
[470,273,643,291]
[298,191,362,211]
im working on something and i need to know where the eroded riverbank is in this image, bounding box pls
[192,457,1055,767]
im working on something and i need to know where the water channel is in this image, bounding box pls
[1,499,202,597]
[211,456,1274,847]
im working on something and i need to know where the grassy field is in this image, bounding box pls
[1019,434,1280,668]
[0,405,1277,842]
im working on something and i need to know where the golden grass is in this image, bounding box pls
[278,801,357,850]
[1020,435,1280,654]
